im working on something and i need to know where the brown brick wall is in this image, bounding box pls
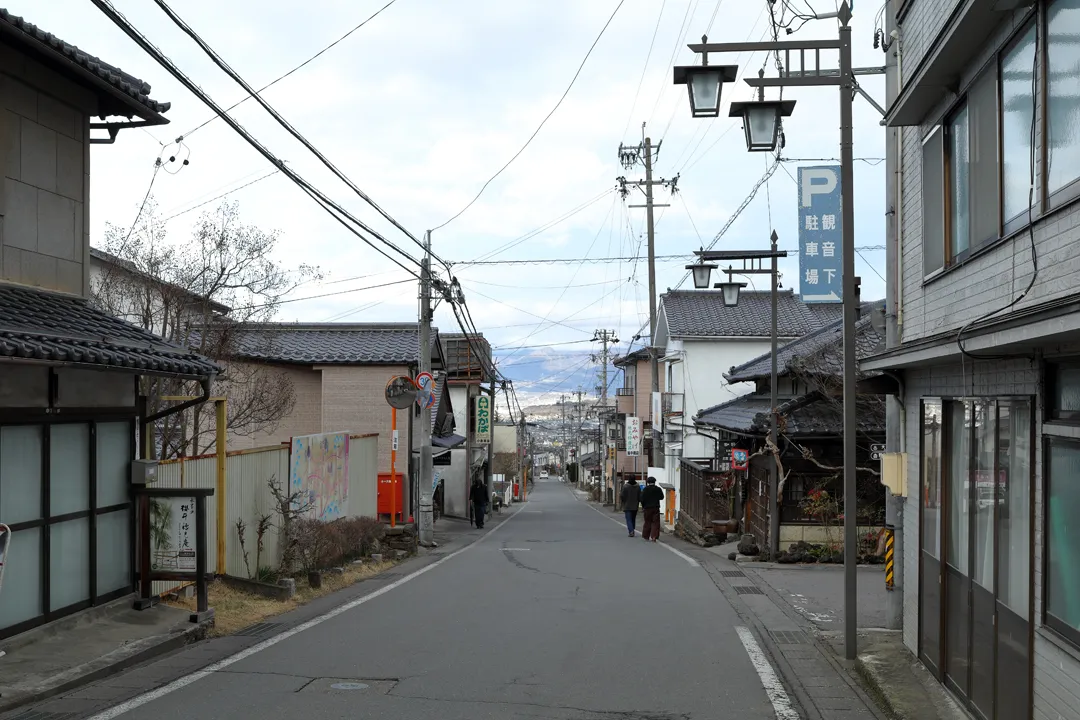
[225,362,323,451]
[319,365,409,476]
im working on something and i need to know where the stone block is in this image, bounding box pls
[4,178,37,250]
[370,553,383,563]
[37,189,76,260]
[1,74,36,119]
[56,257,81,294]
[36,93,76,138]
[19,117,56,192]
[1,108,19,181]
[22,249,57,288]
[55,134,83,200]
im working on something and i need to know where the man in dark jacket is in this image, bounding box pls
[470,478,488,529]
[640,476,665,542]
[620,478,642,537]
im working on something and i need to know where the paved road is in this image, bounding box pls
[90,479,790,720]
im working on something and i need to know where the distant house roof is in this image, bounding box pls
[0,8,170,122]
[614,347,650,367]
[89,247,232,315]
[724,301,885,383]
[659,290,825,339]
[0,284,219,378]
[439,332,492,380]
[695,391,885,437]
[227,323,444,367]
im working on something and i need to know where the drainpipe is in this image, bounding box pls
[142,373,215,459]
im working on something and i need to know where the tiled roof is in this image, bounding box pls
[614,347,650,367]
[0,284,219,377]
[695,391,885,436]
[0,8,171,117]
[725,301,885,382]
[660,290,825,338]
[227,323,442,366]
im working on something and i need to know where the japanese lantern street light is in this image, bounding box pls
[685,256,717,289]
[715,276,747,307]
[672,56,738,118]
[729,99,797,152]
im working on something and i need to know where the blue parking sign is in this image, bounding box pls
[797,166,843,303]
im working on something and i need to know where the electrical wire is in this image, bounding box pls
[182,0,400,138]
[161,169,279,222]
[152,0,440,268]
[622,0,668,138]
[232,278,414,311]
[90,0,422,280]
[432,0,626,231]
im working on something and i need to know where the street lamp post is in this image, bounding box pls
[674,0,861,660]
[686,238,785,564]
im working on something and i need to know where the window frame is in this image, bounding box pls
[1046,361,1080,423]
[1043,435,1080,649]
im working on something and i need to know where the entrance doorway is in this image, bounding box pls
[919,398,1033,720]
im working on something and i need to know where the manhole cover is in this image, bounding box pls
[735,586,764,595]
[720,570,746,578]
[330,682,369,691]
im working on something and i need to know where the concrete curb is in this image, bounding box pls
[854,655,902,720]
[852,645,968,720]
[0,619,210,714]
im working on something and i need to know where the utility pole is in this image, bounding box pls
[418,230,434,547]
[559,394,568,479]
[618,125,677,471]
[593,329,618,503]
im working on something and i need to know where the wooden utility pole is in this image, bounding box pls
[618,126,677,470]
[593,329,618,503]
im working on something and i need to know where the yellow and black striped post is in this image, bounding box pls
[884,524,896,591]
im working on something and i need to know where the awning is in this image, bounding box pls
[433,433,466,449]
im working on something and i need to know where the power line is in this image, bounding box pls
[91,0,421,280]
[621,0,667,138]
[233,278,414,311]
[182,0,400,138]
[161,169,279,222]
[432,0,626,231]
[152,0,440,268]
[456,254,695,266]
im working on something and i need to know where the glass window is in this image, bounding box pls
[972,400,995,589]
[949,107,971,259]
[96,509,131,597]
[1047,0,1080,197]
[1001,24,1037,224]
[0,425,42,525]
[968,71,999,248]
[97,422,131,508]
[1047,437,1080,641]
[923,127,945,275]
[922,400,943,558]
[49,517,90,611]
[0,527,42,630]
[50,423,90,516]
[1049,363,1080,420]
[948,401,971,572]
[998,400,1030,617]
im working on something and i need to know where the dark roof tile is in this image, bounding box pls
[661,290,824,338]
[228,323,441,366]
[0,283,218,377]
[695,391,885,436]
[0,8,170,116]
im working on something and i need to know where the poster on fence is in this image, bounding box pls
[290,431,350,521]
[150,497,197,572]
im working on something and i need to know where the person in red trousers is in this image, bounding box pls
[640,476,665,542]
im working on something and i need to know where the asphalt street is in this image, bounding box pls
[88,479,797,720]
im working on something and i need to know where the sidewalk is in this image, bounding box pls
[695,541,966,720]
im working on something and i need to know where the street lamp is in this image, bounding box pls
[715,278,747,307]
[685,257,717,289]
[672,0,865,662]
[728,99,797,152]
[673,58,738,118]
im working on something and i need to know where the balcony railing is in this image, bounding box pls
[616,387,635,397]
[662,392,684,416]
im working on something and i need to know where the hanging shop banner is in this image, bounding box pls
[150,497,197,572]
[475,395,492,445]
[625,416,642,456]
[797,165,843,303]
[731,448,750,471]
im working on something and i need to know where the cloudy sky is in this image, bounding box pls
[11,0,889,404]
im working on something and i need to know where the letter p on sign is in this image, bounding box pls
[800,167,838,207]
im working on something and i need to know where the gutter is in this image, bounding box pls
[145,373,215,423]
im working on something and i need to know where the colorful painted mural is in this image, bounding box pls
[289,432,350,521]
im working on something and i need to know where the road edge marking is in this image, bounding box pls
[87,507,523,720]
[735,625,800,720]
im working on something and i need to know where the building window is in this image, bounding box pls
[1047,0,1080,201]
[1046,437,1080,645]
[947,400,971,572]
[997,400,1030,618]
[1047,362,1080,421]
[1000,22,1037,228]
[947,105,972,259]
[922,400,943,558]
[944,70,999,264]
[923,128,945,275]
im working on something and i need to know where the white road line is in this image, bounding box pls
[735,626,801,720]
[582,498,698,567]
[87,508,523,720]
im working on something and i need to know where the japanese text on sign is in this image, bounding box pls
[475,395,492,445]
[150,497,197,572]
[625,416,642,457]
[798,165,843,304]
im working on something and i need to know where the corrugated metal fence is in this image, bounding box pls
[152,434,378,595]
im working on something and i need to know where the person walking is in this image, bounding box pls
[620,478,641,537]
[640,476,665,542]
[470,478,488,529]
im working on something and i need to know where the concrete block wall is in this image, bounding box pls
[319,364,411,477]
[226,363,323,451]
[0,44,93,296]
